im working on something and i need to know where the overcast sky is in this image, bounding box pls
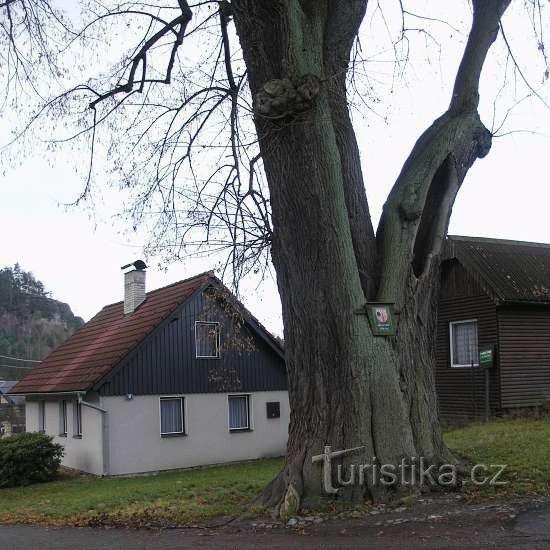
[1,1,548,337]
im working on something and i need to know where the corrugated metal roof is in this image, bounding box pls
[447,236,550,305]
[9,272,212,394]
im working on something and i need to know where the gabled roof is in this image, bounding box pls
[10,272,284,395]
[10,272,215,395]
[446,236,550,305]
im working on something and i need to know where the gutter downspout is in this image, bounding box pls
[78,393,110,476]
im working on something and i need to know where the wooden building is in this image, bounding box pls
[436,236,550,424]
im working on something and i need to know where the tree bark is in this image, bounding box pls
[323,0,378,298]
[231,0,511,515]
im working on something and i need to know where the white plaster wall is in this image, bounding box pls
[105,391,289,475]
[25,397,104,475]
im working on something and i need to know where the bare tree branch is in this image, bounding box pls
[88,1,193,109]
[376,0,511,308]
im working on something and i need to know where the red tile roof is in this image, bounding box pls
[10,272,212,394]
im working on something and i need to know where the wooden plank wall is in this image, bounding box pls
[498,305,550,408]
[436,260,499,424]
[99,290,287,396]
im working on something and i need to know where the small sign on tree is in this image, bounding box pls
[364,303,396,336]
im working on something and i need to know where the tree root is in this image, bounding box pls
[258,453,472,520]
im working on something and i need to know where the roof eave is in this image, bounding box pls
[498,299,550,308]
[8,389,87,398]
[206,278,285,361]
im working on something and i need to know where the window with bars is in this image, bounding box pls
[160,397,185,436]
[228,395,250,431]
[73,401,82,437]
[450,320,479,367]
[195,322,220,358]
[59,400,68,436]
[38,400,46,433]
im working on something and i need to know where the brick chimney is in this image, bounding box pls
[121,260,147,314]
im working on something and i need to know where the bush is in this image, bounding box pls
[0,432,64,488]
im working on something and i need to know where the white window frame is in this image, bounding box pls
[38,400,46,433]
[159,395,186,436]
[227,394,252,432]
[194,321,221,359]
[73,401,82,438]
[59,400,68,437]
[449,319,479,368]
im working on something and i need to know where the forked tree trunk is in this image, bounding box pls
[232,0,510,515]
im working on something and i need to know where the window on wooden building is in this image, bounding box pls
[450,319,479,367]
[228,395,250,431]
[195,322,220,358]
[160,396,185,436]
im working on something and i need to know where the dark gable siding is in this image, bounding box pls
[498,305,550,408]
[98,289,287,396]
[435,260,499,423]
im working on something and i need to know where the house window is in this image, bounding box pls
[228,395,250,431]
[38,400,46,433]
[450,320,479,367]
[160,397,185,436]
[195,322,220,358]
[59,400,68,436]
[73,401,82,438]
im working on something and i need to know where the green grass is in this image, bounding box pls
[445,417,550,498]
[2,419,550,527]
[0,458,283,527]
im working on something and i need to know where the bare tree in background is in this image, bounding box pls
[1,0,549,515]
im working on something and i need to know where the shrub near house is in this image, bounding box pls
[0,432,63,487]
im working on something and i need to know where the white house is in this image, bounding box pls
[10,264,289,475]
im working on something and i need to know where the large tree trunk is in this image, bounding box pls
[232,0,510,516]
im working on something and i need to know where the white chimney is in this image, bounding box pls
[121,260,147,314]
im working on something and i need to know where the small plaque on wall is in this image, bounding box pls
[266,401,280,419]
[365,302,396,336]
[479,346,495,368]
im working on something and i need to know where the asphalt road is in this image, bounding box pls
[2,502,550,549]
